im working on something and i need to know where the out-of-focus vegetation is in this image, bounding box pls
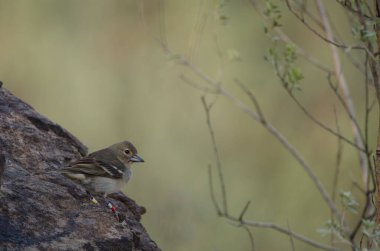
[0,1,376,250]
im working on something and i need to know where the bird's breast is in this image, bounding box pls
[123,168,132,182]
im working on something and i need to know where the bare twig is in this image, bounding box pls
[238,201,251,222]
[287,221,297,251]
[248,0,333,73]
[198,72,342,250]
[332,107,343,203]
[293,0,323,29]
[316,0,369,188]
[331,107,342,248]
[208,164,222,215]
[326,76,364,145]
[287,0,375,77]
[225,215,340,251]
[364,53,370,157]
[349,190,375,242]
[180,74,219,94]
[349,0,374,155]
[234,79,266,123]
[336,0,373,18]
[294,0,367,74]
[351,180,366,195]
[277,72,364,151]
[286,0,369,52]
[201,96,228,215]
[175,54,342,222]
[142,0,380,248]
[349,156,377,242]
[206,132,340,251]
[267,44,365,153]
[372,1,380,225]
[154,20,345,246]
[242,225,255,251]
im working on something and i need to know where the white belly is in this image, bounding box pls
[90,177,122,195]
[89,168,132,195]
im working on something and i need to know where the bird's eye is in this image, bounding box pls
[124,149,131,155]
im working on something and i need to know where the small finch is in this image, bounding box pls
[61,141,144,196]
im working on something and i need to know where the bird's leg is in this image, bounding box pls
[84,191,124,223]
[103,194,127,224]
[106,201,124,223]
[84,191,126,224]
[86,190,99,204]
[108,192,146,220]
[65,185,120,222]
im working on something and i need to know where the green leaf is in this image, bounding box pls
[339,191,359,214]
[317,220,341,237]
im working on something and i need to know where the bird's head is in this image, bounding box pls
[111,141,144,166]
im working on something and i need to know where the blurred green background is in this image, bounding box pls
[0,1,377,250]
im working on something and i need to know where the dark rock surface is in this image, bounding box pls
[0,87,160,251]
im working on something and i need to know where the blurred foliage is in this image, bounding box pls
[0,0,377,250]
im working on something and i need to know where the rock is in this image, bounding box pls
[0,87,160,251]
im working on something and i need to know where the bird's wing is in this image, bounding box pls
[62,157,124,179]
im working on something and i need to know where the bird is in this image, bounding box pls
[61,141,144,197]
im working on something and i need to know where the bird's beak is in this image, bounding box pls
[130,154,144,163]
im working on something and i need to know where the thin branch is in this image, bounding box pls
[242,225,255,251]
[351,180,366,195]
[248,0,333,73]
[369,99,376,114]
[372,2,380,225]
[234,79,266,124]
[175,53,342,223]
[345,0,373,158]
[316,0,369,188]
[349,156,377,242]
[364,54,370,157]
[180,74,219,94]
[238,201,251,222]
[326,75,364,143]
[203,98,255,251]
[283,78,364,152]
[286,0,375,79]
[345,50,367,75]
[332,0,367,75]
[293,0,324,29]
[197,68,342,250]
[201,96,228,215]
[266,44,364,152]
[336,0,373,19]
[331,107,342,248]
[287,221,297,251]
[225,215,340,251]
[369,5,380,103]
[275,0,368,76]
[332,107,343,204]
[294,0,367,75]
[208,164,222,216]
[349,190,375,242]
[351,3,377,200]
[286,0,369,52]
